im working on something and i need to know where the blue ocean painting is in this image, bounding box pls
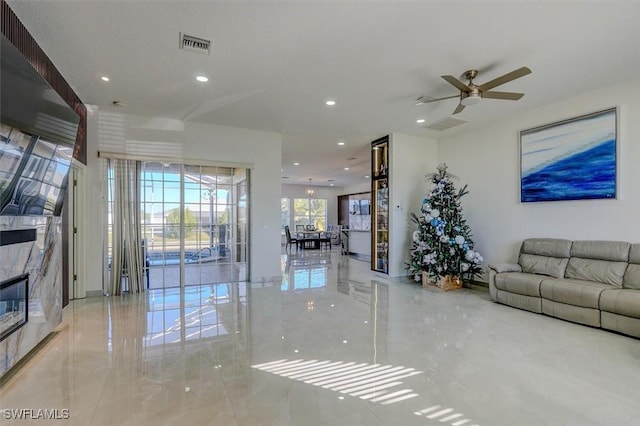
[521,109,616,202]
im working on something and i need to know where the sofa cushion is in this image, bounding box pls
[541,299,601,327]
[624,265,640,290]
[494,272,545,297]
[488,263,522,274]
[570,240,631,262]
[519,253,568,278]
[496,290,542,313]
[601,312,640,338]
[629,244,640,264]
[600,289,640,319]
[540,278,610,309]
[521,238,572,258]
[623,244,640,289]
[565,258,628,287]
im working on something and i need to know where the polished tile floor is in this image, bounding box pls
[2,249,640,425]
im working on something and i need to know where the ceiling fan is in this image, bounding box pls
[416,66,532,115]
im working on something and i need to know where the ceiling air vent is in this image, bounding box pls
[424,116,468,131]
[179,33,212,55]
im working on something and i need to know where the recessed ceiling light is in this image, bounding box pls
[330,183,334,186]
[337,141,345,146]
[100,76,110,82]
[293,162,300,166]
[416,119,426,123]
[325,100,336,106]
[196,75,209,82]
[344,167,349,171]
[365,175,370,179]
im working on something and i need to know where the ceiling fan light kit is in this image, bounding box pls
[461,93,482,106]
[418,66,532,115]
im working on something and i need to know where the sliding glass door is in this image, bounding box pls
[106,160,249,290]
[139,163,182,289]
[181,165,248,286]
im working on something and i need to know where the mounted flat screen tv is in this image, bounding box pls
[349,199,370,215]
[1,35,78,216]
[359,199,370,215]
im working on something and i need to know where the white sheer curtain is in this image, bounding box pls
[108,158,144,295]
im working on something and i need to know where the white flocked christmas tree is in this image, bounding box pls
[408,164,483,284]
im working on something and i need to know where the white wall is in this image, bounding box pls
[341,181,370,195]
[388,133,439,277]
[438,79,640,275]
[83,110,282,292]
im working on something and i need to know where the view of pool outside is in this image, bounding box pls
[106,161,248,290]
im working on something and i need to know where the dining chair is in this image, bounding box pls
[284,226,299,251]
[329,224,342,246]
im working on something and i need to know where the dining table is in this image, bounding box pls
[298,230,323,249]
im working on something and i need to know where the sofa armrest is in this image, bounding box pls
[488,263,522,273]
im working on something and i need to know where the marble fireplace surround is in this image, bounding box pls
[1,1,86,380]
[0,216,63,378]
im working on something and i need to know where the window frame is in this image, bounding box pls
[281,197,327,234]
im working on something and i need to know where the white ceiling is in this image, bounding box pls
[7,1,640,188]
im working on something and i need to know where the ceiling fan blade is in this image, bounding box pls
[482,91,524,100]
[477,66,532,92]
[452,103,465,115]
[416,94,459,104]
[442,75,470,92]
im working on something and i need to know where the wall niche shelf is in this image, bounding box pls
[371,136,389,273]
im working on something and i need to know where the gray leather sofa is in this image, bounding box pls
[488,238,640,338]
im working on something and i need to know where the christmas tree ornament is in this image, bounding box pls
[407,164,483,288]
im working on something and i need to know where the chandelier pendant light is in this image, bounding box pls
[306,178,315,197]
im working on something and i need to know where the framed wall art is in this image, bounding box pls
[520,107,617,202]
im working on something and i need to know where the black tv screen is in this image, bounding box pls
[0,124,72,216]
[359,200,370,215]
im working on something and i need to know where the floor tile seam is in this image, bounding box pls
[219,366,246,425]
[0,329,69,392]
[77,310,118,426]
[74,369,111,426]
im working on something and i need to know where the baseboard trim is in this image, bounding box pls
[0,331,59,387]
